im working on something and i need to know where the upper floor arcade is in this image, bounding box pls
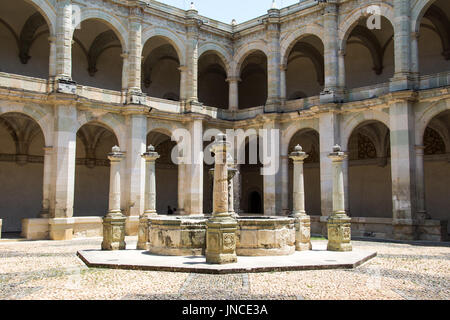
[0,0,449,120]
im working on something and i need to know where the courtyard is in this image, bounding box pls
[1,236,448,300]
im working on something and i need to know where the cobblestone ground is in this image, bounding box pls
[0,237,448,300]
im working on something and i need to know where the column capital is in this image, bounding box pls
[108,146,125,162]
[141,145,160,162]
[328,145,348,162]
[178,65,188,72]
[289,145,309,162]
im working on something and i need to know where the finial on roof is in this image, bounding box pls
[231,19,237,26]
[271,0,278,9]
[190,1,196,10]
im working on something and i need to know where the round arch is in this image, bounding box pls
[338,3,395,52]
[76,112,125,149]
[141,27,186,66]
[230,41,269,78]
[280,25,324,67]
[341,110,390,150]
[71,8,128,50]
[198,42,232,77]
[282,119,320,156]
[25,0,56,35]
[412,0,437,33]
[416,99,450,144]
[0,103,53,147]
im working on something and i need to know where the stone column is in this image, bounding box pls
[262,121,282,216]
[411,32,420,81]
[327,145,352,252]
[55,0,72,80]
[48,36,57,81]
[125,6,146,105]
[206,134,238,264]
[415,145,429,222]
[390,0,415,91]
[186,8,200,103]
[39,146,53,218]
[179,66,188,103]
[280,65,287,105]
[49,105,77,240]
[290,145,312,251]
[123,114,147,219]
[319,111,340,221]
[137,145,160,250]
[177,156,186,215]
[338,49,346,90]
[102,146,126,250]
[127,7,143,93]
[227,77,240,111]
[280,154,289,215]
[389,96,418,240]
[321,1,340,103]
[266,7,281,112]
[184,118,204,215]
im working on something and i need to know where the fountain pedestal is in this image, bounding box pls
[206,134,238,264]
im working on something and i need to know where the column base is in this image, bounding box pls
[102,214,126,251]
[327,214,352,252]
[294,214,312,251]
[389,73,417,92]
[49,218,75,240]
[206,216,238,265]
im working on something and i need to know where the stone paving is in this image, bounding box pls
[0,236,449,300]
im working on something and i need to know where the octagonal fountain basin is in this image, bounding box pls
[236,216,295,256]
[148,216,207,256]
[147,216,296,257]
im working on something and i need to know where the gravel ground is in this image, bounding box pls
[0,237,448,300]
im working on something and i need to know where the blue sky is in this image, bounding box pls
[159,0,300,23]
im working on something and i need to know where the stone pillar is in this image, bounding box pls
[265,7,281,112]
[48,36,57,81]
[415,145,429,222]
[177,156,186,215]
[40,146,53,218]
[411,32,420,80]
[179,66,188,103]
[227,77,240,111]
[124,114,147,218]
[186,8,200,103]
[262,121,282,216]
[102,146,126,250]
[290,145,312,251]
[280,155,289,215]
[327,145,352,252]
[206,134,238,264]
[319,111,340,220]
[390,0,415,91]
[127,7,143,93]
[55,0,73,80]
[321,1,340,103]
[338,49,346,90]
[389,96,418,240]
[280,65,287,105]
[49,105,77,240]
[137,145,160,250]
[184,118,204,215]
